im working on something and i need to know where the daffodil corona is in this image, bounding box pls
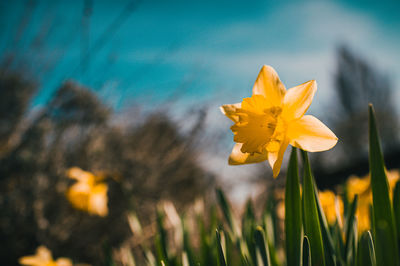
[221,65,338,177]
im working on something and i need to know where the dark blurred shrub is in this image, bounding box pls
[0,75,214,265]
[333,45,398,158]
[311,45,400,189]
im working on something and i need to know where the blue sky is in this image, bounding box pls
[2,0,400,200]
[2,0,400,114]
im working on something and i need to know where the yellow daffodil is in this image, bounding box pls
[346,170,399,233]
[19,246,72,266]
[220,65,338,177]
[319,190,343,225]
[66,167,108,217]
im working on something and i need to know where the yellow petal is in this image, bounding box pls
[267,151,277,170]
[67,167,95,185]
[55,258,73,266]
[269,138,289,178]
[89,184,109,216]
[67,184,90,211]
[252,65,286,107]
[228,143,268,165]
[19,256,48,266]
[19,246,53,266]
[282,80,317,121]
[287,115,338,152]
[220,103,241,122]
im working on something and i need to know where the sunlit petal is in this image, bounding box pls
[67,167,95,185]
[282,80,317,121]
[267,151,277,170]
[287,115,338,152]
[228,143,268,165]
[220,103,241,122]
[252,65,286,107]
[89,184,109,216]
[19,256,48,266]
[19,246,55,266]
[55,258,73,266]
[271,138,289,178]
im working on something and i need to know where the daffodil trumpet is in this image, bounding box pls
[220,65,338,177]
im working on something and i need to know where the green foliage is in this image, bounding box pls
[356,231,376,266]
[123,108,400,265]
[12,101,396,265]
[368,104,400,265]
[301,150,325,266]
[285,148,302,266]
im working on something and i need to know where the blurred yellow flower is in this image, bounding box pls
[66,167,108,217]
[220,65,337,177]
[346,170,399,233]
[19,246,72,266]
[319,190,343,225]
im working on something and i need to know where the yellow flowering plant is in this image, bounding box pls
[346,169,399,233]
[220,65,338,177]
[318,190,343,226]
[66,167,108,217]
[19,246,72,266]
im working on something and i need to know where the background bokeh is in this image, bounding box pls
[1,0,400,265]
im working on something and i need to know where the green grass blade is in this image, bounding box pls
[312,179,336,266]
[332,223,345,265]
[254,226,271,266]
[155,208,169,266]
[216,188,240,239]
[368,104,400,266]
[357,231,376,266]
[344,195,358,262]
[263,211,280,266]
[103,242,116,266]
[393,180,400,244]
[242,200,257,264]
[301,150,325,266]
[216,229,227,266]
[302,236,311,266]
[198,212,213,265]
[285,148,302,266]
[182,217,196,266]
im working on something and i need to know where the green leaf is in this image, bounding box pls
[357,231,376,266]
[344,194,358,264]
[285,148,302,266]
[216,188,241,239]
[368,104,400,266]
[263,210,280,266]
[216,229,227,266]
[332,223,345,265]
[301,150,325,266]
[312,177,336,266]
[182,217,196,266]
[254,226,271,266]
[393,180,400,243]
[198,210,213,265]
[302,236,311,266]
[103,241,116,266]
[155,208,169,266]
[242,200,257,264]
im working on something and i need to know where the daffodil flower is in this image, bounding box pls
[66,167,108,217]
[19,246,72,266]
[319,190,343,226]
[220,65,338,177]
[346,170,399,233]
